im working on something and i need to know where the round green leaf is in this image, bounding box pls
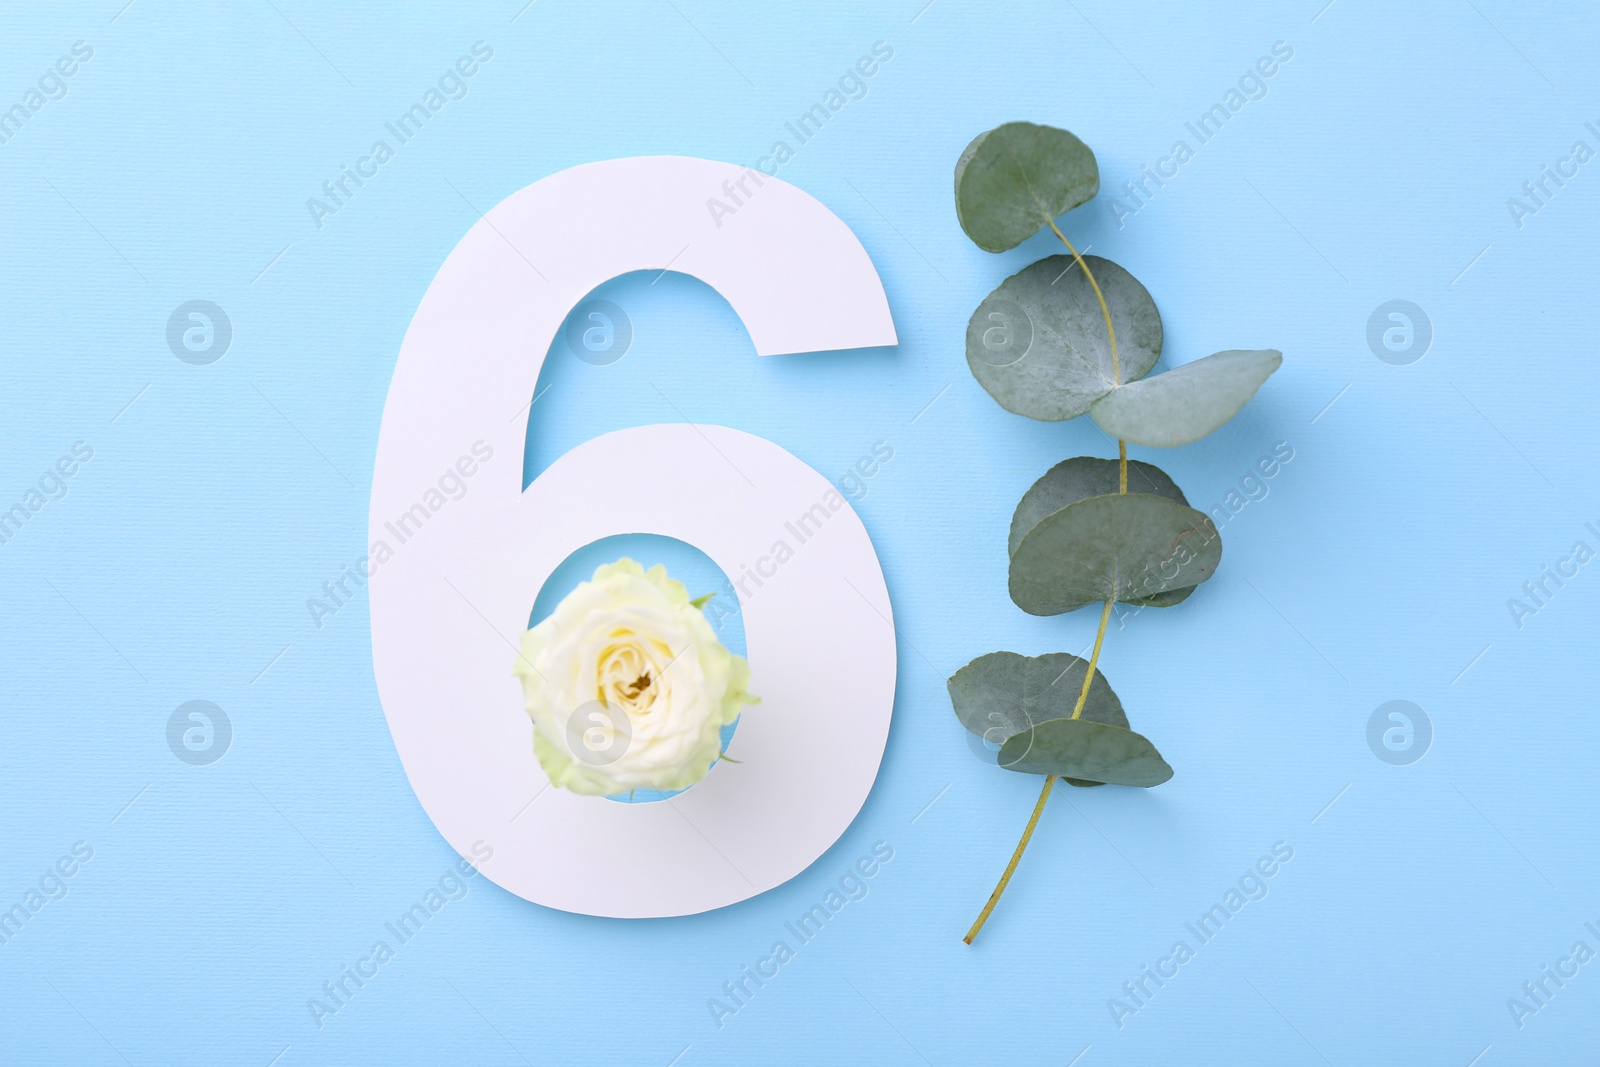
[1009,457,1202,611]
[949,650,1129,789]
[998,717,1173,786]
[1009,457,1187,557]
[948,650,1126,744]
[1009,492,1222,615]
[966,256,1163,421]
[954,122,1099,253]
[1090,349,1283,447]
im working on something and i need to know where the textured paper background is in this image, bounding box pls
[2,2,1597,1063]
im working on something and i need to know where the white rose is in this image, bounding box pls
[512,558,757,796]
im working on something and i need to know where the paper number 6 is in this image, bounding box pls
[369,157,899,917]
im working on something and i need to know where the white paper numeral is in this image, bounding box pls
[369,157,899,917]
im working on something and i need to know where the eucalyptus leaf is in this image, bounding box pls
[967,256,1163,421]
[1009,492,1222,615]
[954,122,1099,253]
[1009,457,1187,557]
[1090,349,1283,447]
[949,650,1128,789]
[948,650,1126,743]
[998,717,1173,786]
[1009,457,1201,611]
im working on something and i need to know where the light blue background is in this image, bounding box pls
[2,1,1596,1063]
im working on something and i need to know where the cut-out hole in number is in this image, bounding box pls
[528,272,749,487]
[527,533,745,805]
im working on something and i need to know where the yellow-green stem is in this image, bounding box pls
[963,774,1056,945]
[964,598,1115,945]
[1070,597,1115,721]
[1046,218,1128,494]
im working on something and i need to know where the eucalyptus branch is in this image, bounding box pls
[948,121,1282,942]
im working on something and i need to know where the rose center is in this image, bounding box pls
[611,667,656,714]
[597,639,666,717]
